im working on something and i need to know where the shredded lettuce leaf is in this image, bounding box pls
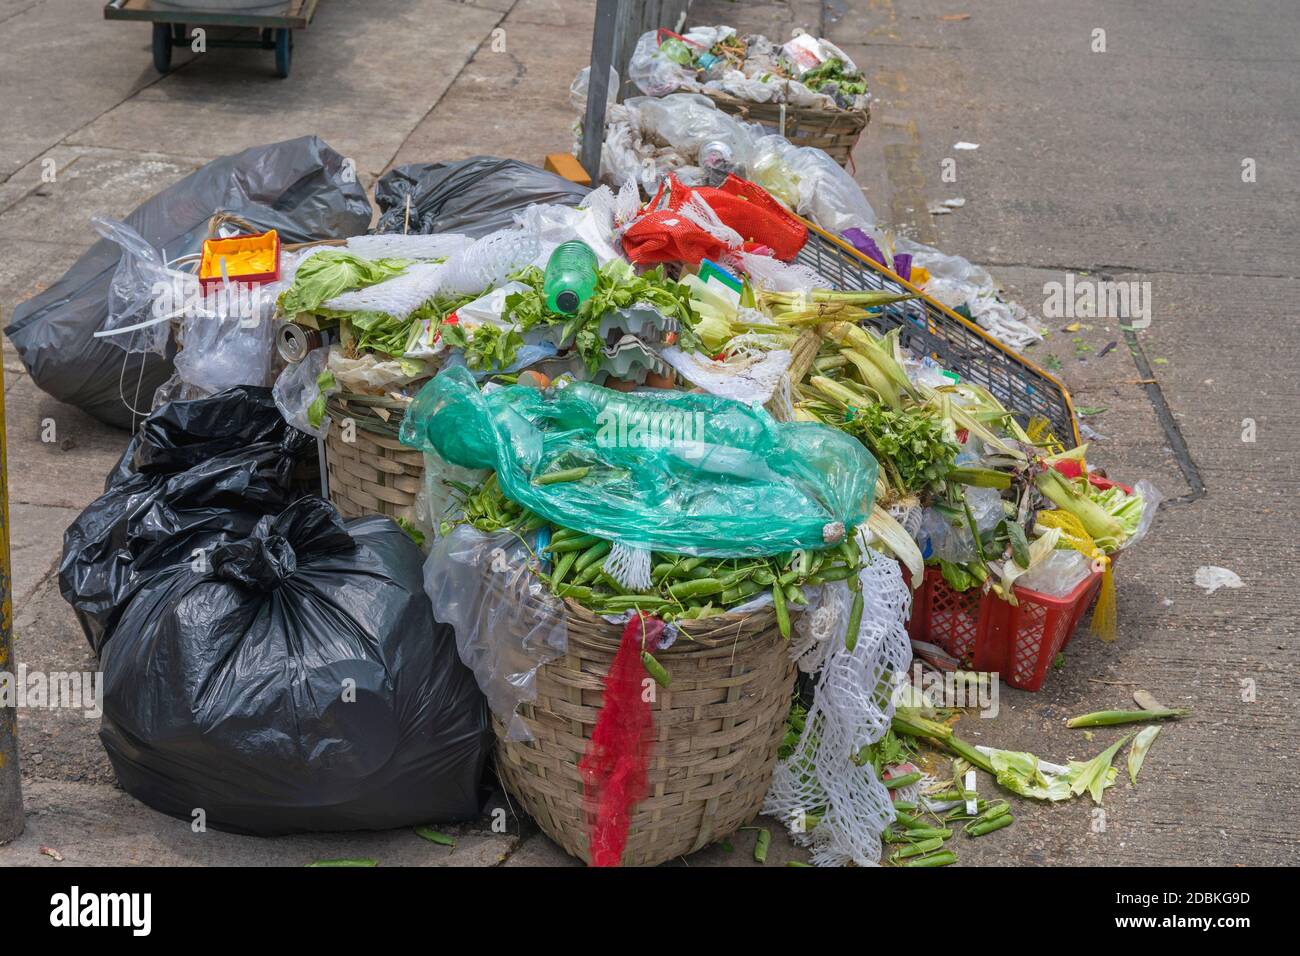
[278,251,411,321]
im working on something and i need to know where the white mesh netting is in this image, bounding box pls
[889,500,924,540]
[603,541,652,591]
[439,229,541,297]
[322,261,447,321]
[763,551,914,866]
[345,232,473,260]
[729,250,828,293]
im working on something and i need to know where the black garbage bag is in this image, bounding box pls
[103,382,307,490]
[5,136,372,429]
[60,385,316,654]
[99,496,491,835]
[375,156,590,237]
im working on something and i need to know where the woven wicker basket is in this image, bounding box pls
[323,393,424,523]
[495,596,797,866]
[703,91,869,167]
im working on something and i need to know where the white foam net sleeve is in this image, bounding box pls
[345,232,474,260]
[439,228,541,297]
[322,261,447,320]
[763,552,914,866]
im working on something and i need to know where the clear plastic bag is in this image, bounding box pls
[1018,549,1091,597]
[91,216,193,356]
[895,238,1044,350]
[627,29,699,96]
[628,94,761,170]
[423,525,567,741]
[400,366,877,557]
[173,304,276,396]
[747,135,876,235]
[919,506,975,562]
[569,64,620,123]
[514,201,623,265]
[1121,479,1163,551]
[423,450,489,535]
[703,70,781,103]
[271,345,332,438]
[328,351,427,394]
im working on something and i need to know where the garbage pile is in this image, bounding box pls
[24,47,1165,865]
[628,25,870,111]
[576,77,1043,351]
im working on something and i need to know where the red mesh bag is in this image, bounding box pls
[578,614,663,866]
[622,176,808,265]
[692,175,807,261]
[621,206,728,265]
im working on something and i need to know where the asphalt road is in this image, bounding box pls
[1,0,1296,866]
[739,0,1298,864]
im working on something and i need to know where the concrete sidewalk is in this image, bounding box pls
[703,0,1298,866]
[0,0,620,867]
[3,0,1296,867]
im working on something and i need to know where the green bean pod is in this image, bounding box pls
[966,814,1014,838]
[546,534,600,554]
[640,651,671,688]
[534,465,590,485]
[845,589,864,650]
[972,801,1010,825]
[553,584,596,604]
[883,771,922,790]
[551,550,579,587]
[903,850,956,867]
[572,540,612,574]
[719,580,763,604]
[900,826,951,841]
[668,577,724,600]
[772,583,791,639]
[892,837,944,860]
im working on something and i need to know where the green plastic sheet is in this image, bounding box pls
[400,366,877,557]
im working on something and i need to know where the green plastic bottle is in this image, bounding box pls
[543,240,598,315]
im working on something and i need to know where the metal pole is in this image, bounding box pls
[0,358,23,843]
[580,0,623,181]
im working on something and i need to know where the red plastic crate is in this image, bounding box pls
[907,565,1104,691]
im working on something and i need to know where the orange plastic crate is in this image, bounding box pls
[199,229,280,290]
[907,564,1104,691]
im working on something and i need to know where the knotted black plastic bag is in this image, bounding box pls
[99,497,490,835]
[60,386,315,654]
[375,157,589,237]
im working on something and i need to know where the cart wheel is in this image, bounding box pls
[172,24,187,45]
[152,23,173,74]
[274,28,292,78]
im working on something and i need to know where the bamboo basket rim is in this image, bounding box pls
[562,596,779,653]
[325,391,412,439]
[703,87,870,124]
